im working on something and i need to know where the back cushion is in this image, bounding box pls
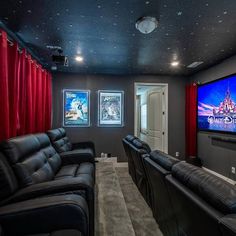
[172,162,236,214]
[0,153,18,201]
[47,128,72,153]
[125,135,137,142]
[35,133,61,173]
[1,135,54,187]
[150,150,179,171]
[132,139,151,153]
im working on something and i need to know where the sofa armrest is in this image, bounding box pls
[219,214,236,236]
[60,150,95,165]
[6,177,94,204]
[72,142,96,157]
[0,194,88,236]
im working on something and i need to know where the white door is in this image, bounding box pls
[146,88,166,152]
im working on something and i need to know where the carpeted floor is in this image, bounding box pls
[95,160,163,236]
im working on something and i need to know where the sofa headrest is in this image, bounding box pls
[150,150,179,171]
[0,135,40,164]
[34,133,51,148]
[47,128,66,142]
[125,135,136,142]
[172,162,236,214]
[132,139,151,153]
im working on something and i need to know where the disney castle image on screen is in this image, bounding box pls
[198,75,236,133]
[63,90,90,127]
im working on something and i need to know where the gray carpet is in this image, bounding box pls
[116,167,163,236]
[95,160,163,236]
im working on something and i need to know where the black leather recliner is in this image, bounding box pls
[0,194,87,236]
[0,133,95,236]
[143,150,179,236]
[128,139,151,206]
[166,162,236,236]
[47,128,95,164]
[122,135,137,183]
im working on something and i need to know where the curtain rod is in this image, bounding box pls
[0,21,48,70]
[0,32,21,49]
[0,32,47,70]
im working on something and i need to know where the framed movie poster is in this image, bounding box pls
[63,90,90,127]
[98,90,124,127]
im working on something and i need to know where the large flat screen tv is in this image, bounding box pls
[198,74,236,133]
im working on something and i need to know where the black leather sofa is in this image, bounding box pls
[123,135,236,236]
[47,128,95,164]
[166,161,236,236]
[0,133,95,236]
[143,150,179,236]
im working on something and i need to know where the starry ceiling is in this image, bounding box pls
[1,0,236,75]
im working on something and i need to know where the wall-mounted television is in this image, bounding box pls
[198,74,236,133]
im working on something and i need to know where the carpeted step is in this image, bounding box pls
[95,162,135,236]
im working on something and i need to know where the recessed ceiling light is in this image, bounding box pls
[75,56,83,62]
[171,61,180,67]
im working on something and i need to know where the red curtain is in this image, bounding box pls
[0,30,10,141]
[8,41,20,137]
[18,49,27,135]
[185,84,197,157]
[0,30,52,141]
[45,72,52,131]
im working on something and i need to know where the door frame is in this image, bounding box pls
[134,82,168,153]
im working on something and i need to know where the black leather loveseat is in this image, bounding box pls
[0,132,95,236]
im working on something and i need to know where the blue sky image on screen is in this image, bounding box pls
[198,75,236,132]
[64,91,89,126]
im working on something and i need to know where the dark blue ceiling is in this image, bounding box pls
[1,0,236,75]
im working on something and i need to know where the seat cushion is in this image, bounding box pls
[55,163,94,181]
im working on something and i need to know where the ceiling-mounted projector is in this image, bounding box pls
[52,55,68,66]
[49,47,68,66]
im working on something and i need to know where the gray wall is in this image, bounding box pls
[191,55,236,180]
[52,73,187,161]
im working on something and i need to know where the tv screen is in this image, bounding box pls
[198,74,236,133]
